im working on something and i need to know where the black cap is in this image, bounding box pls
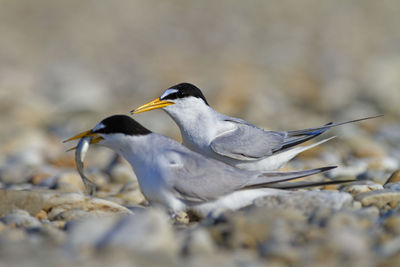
[93,115,151,136]
[160,83,209,105]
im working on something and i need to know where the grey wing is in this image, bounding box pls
[161,148,250,202]
[158,146,337,202]
[210,119,286,161]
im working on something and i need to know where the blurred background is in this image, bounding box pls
[1,0,399,162]
[2,2,400,265]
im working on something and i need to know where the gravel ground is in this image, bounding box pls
[0,1,399,266]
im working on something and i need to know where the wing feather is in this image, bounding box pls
[210,120,285,161]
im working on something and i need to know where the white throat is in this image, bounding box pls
[162,97,232,152]
[101,134,153,168]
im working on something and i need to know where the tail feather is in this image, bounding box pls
[287,115,382,137]
[277,134,335,153]
[266,179,356,189]
[244,166,337,189]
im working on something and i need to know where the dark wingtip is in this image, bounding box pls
[320,166,337,172]
[269,178,356,189]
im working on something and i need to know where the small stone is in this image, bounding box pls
[172,211,189,225]
[327,161,368,179]
[1,209,42,228]
[357,170,392,185]
[355,206,380,224]
[355,190,400,208]
[327,212,365,230]
[0,189,45,217]
[37,175,59,188]
[35,210,48,221]
[34,224,67,244]
[0,165,34,184]
[385,170,400,184]
[50,220,66,229]
[352,201,362,210]
[325,227,371,263]
[384,215,400,235]
[66,208,178,254]
[7,183,33,190]
[254,190,353,215]
[210,207,305,250]
[1,228,27,242]
[378,236,400,257]
[0,189,132,220]
[342,181,384,196]
[384,182,400,191]
[349,136,386,159]
[368,157,399,172]
[114,189,146,206]
[55,172,86,193]
[184,228,216,255]
[51,209,97,221]
[43,192,133,220]
[47,154,75,168]
[30,172,53,185]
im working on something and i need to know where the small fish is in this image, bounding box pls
[75,136,96,196]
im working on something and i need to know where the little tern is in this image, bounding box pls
[132,83,380,171]
[65,115,344,217]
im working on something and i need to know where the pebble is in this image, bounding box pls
[1,209,42,228]
[0,227,27,242]
[355,190,400,208]
[182,228,216,255]
[35,210,48,221]
[384,182,400,191]
[42,192,133,220]
[378,236,400,257]
[66,208,178,254]
[385,169,400,184]
[210,207,306,250]
[383,214,400,235]
[0,3,399,266]
[342,181,384,196]
[0,189,45,217]
[368,157,399,172]
[113,189,146,206]
[254,190,354,215]
[29,224,67,244]
[0,189,132,220]
[31,172,54,185]
[357,170,392,185]
[54,172,86,193]
[326,161,368,179]
[0,165,35,184]
[348,136,386,159]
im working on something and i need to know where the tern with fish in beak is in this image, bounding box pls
[65,130,103,195]
[65,115,352,217]
[132,83,381,171]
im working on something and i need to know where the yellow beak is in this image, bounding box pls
[131,97,174,114]
[63,130,104,151]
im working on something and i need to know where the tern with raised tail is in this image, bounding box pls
[65,115,345,217]
[132,83,380,171]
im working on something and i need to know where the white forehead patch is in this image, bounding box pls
[160,88,178,99]
[92,122,105,132]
